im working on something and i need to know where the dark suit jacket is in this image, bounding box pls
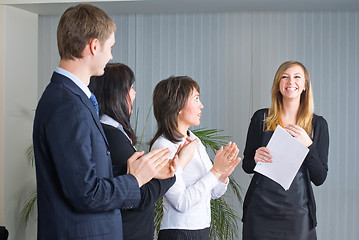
[33,72,141,240]
[0,226,8,240]
[102,124,176,240]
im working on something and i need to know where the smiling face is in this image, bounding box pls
[93,32,115,76]
[279,64,306,102]
[177,88,203,131]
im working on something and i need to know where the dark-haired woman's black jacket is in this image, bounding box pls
[102,124,176,240]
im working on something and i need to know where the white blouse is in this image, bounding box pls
[151,130,228,230]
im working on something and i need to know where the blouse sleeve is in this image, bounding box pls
[211,180,228,199]
[242,110,264,174]
[165,168,219,212]
[304,116,329,186]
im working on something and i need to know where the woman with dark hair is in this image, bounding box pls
[90,63,196,240]
[91,63,137,175]
[242,61,329,239]
[150,76,241,240]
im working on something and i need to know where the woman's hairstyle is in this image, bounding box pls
[150,76,200,148]
[57,3,116,60]
[266,61,314,133]
[89,63,137,145]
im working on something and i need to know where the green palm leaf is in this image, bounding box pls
[134,105,153,151]
[19,189,37,227]
[154,197,163,234]
[20,146,37,227]
[25,145,35,167]
[210,198,239,240]
[228,175,244,205]
[191,128,230,154]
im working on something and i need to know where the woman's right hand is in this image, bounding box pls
[254,147,272,164]
[176,137,199,170]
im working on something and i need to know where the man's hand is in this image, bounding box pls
[127,148,171,187]
[154,154,177,179]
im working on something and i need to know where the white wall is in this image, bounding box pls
[0,5,5,226]
[37,10,359,240]
[3,6,38,240]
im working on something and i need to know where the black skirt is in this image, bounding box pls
[158,228,209,240]
[243,166,317,240]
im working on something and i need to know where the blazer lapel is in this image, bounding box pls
[51,72,109,147]
[79,94,110,146]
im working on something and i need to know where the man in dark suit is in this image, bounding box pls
[33,4,171,239]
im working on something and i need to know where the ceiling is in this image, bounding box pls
[4,0,359,16]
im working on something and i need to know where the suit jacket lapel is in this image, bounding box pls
[51,72,109,147]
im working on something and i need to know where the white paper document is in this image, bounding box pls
[254,125,309,190]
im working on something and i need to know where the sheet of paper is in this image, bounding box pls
[254,125,309,190]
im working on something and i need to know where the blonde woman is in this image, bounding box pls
[242,61,329,240]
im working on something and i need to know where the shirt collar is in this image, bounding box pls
[100,114,120,129]
[55,67,91,98]
[100,114,133,146]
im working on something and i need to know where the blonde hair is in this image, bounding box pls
[266,61,314,133]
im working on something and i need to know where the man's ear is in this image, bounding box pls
[89,38,99,56]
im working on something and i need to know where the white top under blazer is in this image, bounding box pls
[151,130,228,230]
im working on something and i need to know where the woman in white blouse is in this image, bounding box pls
[150,76,241,240]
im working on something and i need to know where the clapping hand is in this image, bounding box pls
[154,137,199,179]
[211,142,240,180]
[127,148,171,187]
[154,154,177,180]
[176,137,199,169]
[218,156,241,183]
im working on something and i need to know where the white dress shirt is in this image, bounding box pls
[151,130,228,230]
[55,67,91,98]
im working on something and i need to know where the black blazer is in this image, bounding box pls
[242,108,329,228]
[102,124,176,240]
[33,72,141,240]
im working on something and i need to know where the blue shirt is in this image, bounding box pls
[55,67,91,98]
